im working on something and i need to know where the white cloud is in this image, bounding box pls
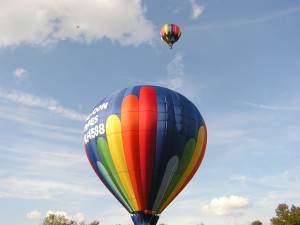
[157,52,185,90]
[13,67,27,78]
[46,211,71,219]
[0,0,155,48]
[45,211,85,223]
[190,0,204,19]
[73,212,85,222]
[230,175,247,182]
[155,52,204,100]
[12,67,29,85]
[0,88,87,121]
[167,53,185,77]
[202,195,251,216]
[27,210,42,219]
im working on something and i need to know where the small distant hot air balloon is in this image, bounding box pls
[160,24,181,49]
[84,85,207,225]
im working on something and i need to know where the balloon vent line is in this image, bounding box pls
[150,165,175,221]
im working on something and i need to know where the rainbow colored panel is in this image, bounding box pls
[84,85,207,218]
[160,24,181,48]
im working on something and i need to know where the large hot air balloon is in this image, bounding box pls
[160,24,181,49]
[84,85,207,225]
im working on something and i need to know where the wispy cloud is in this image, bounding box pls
[12,67,29,85]
[0,87,100,202]
[0,131,104,201]
[230,175,248,182]
[190,0,204,19]
[0,0,155,48]
[1,134,96,197]
[13,67,27,78]
[0,88,87,121]
[228,170,300,207]
[155,52,204,100]
[235,100,300,112]
[259,170,300,197]
[189,5,300,30]
[157,52,185,90]
[0,102,83,140]
[0,176,103,199]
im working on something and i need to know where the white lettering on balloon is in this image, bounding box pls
[84,102,108,144]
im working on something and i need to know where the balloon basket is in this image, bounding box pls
[130,212,160,225]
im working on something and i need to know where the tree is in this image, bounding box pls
[290,205,300,225]
[251,220,262,225]
[42,213,100,225]
[88,221,100,225]
[78,221,100,225]
[270,203,300,225]
[42,213,70,225]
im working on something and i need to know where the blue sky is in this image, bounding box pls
[0,0,300,225]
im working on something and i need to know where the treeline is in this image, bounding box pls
[40,203,300,225]
[250,203,300,225]
[41,213,99,225]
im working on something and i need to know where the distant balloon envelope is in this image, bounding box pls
[84,85,207,225]
[160,24,181,49]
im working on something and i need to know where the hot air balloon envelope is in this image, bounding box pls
[160,24,181,49]
[84,85,207,225]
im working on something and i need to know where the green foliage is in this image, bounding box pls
[88,221,100,225]
[42,214,70,225]
[42,214,100,225]
[270,203,300,225]
[251,220,262,225]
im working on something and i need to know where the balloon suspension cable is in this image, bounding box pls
[148,165,176,224]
